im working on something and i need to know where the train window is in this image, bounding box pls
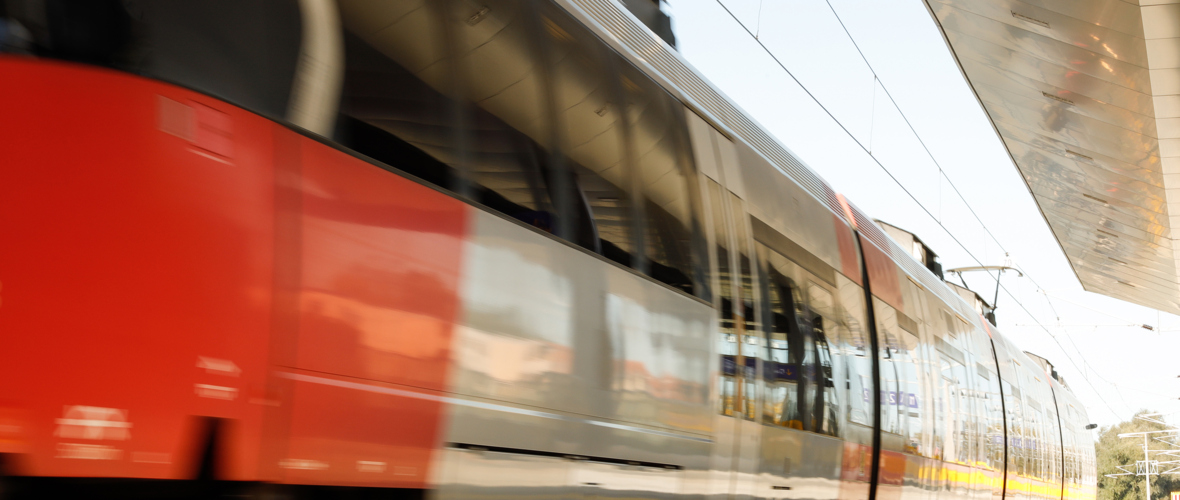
[981,363,1005,472]
[616,63,701,295]
[1004,374,1025,476]
[708,180,739,418]
[464,109,561,232]
[938,357,956,461]
[808,283,841,437]
[759,255,805,429]
[939,342,971,464]
[1045,400,1061,485]
[895,328,921,454]
[887,281,923,455]
[542,0,707,280]
[5,0,302,120]
[542,8,636,265]
[966,318,1006,473]
[541,7,707,294]
[334,29,458,190]
[932,355,946,460]
[708,180,758,422]
[955,316,990,468]
[918,339,934,459]
[756,245,841,437]
[730,195,759,421]
[335,0,596,243]
[447,0,572,234]
[813,315,835,432]
[574,159,635,266]
[1068,404,1081,487]
[1027,400,1042,477]
[872,299,903,437]
[836,274,873,430]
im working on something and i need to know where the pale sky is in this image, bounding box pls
[670,0,1180,429]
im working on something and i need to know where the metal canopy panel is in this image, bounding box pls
[926,0,1180,313]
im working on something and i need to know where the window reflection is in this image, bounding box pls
[757,242,841,436]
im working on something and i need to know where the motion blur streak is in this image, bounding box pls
[0,0,1096,499]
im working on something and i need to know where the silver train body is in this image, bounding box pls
[0,0,1097,497]
[386,1,1101,500]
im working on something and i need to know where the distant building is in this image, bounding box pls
[875,219,1003,325]
[874,220,943,280]
[1024,351,1069,390]
[945,281,996,326]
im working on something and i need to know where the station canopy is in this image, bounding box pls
[925,0,1180,313]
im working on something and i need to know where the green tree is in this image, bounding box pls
[1098,410,1180,500]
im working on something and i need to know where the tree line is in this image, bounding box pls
[1098,410,1180,500]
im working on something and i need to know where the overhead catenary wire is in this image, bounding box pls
[1027,290,1125,402]
[820,0,1072,322]
[1069,326,1137,412]
[822,0,1010,264]
[706,0,1130,420]
[820,1,1139,419]
[817,4,1151,417]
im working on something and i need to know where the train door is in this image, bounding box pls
[914,313,942,500]
[868,295,909,500]
[992,339,1026,500]
[892,283,935,500]
[833,242,875,500]
[727,189,765,500]
[1043,384,1063,500]
[966,322,1006,500]
[690,110,762,500]
[755,243,847,500]
[984,359,1006,500]
[897,280,933,500]
[936,314,979,500]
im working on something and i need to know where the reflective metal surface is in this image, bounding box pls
[556,0,847,216]
[438,206,715,461]
[0,0,1100,497]
[925,0,1180,312]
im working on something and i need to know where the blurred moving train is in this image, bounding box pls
[0,0,1097,499]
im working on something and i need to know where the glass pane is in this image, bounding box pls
[336,0,566,235]
[839,275,873,430]
[730,194,758,421]
[335,8,458,190]
[896,328,921,453]
[617,63,699,294]
[542,3,637,263]
[874,298,903,437]
[809,283,841,437]
[708,180,737,418]
[451,0,562,231]
[756,245,845,437]
[5,0,302,119]
[758,250,802,429]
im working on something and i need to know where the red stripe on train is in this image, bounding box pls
[0,57,466,487]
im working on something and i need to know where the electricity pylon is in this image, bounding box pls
[1106,413,1180,500]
